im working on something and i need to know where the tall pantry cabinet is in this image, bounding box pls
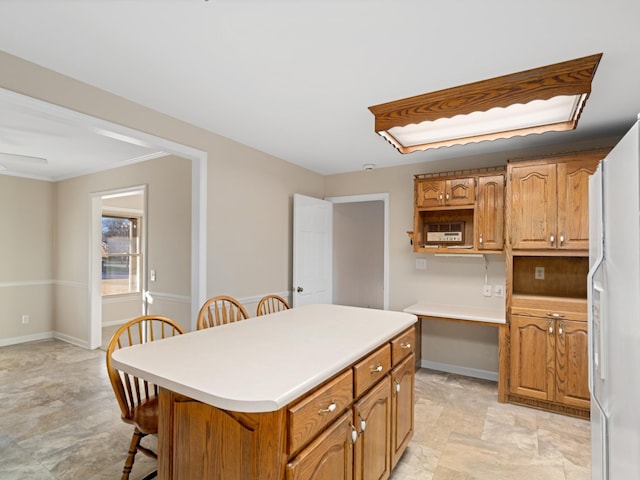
[500,148,610,417]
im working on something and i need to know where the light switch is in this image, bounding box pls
[150,269,156,282]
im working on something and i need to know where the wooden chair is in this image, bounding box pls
[256,294,291,316]
[197,295,250,329]
[106,315,185,480]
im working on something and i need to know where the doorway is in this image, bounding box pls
[93,186,147,349]
[328,194,389,310]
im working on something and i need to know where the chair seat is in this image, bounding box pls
[123,397,158,435]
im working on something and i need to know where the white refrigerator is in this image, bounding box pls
[588,117,640,480]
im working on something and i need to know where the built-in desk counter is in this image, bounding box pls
[403,302,506,325]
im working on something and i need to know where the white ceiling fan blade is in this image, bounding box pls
[0,152,48,164]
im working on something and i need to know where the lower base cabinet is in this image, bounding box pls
[509,300,589,414]
[391,354,415,468]
[158,326,416,480]
[286,411,354,480]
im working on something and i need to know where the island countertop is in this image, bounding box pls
[111,303,417,413]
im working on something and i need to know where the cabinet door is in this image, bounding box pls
[415,179,444,207]
[557,159,599,250]
[509,163,557,249]
[445,177,475,206]
[475,175,504,250]
[390,354,415,469]
[555,319,590,409]
[509,315,555,401]
[353,377,391,480]
[286,411,354,480]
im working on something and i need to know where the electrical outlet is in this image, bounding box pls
[535,266,545,280]
[415,258,427,270]
[483,285,492,297]
[21,314,29,324]
[494,285,504,297]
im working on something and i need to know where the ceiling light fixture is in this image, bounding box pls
[368,53,602,154]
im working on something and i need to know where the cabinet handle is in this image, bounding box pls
[546,312,565,318]
[318,401,337,414]
[446,192,450,201]
[558,322,564,336]
[548,323,554,335]
[550,234,555,245]
[350,422,358,444]
[358,413,366,433]
[394,379,401,396]
[479,234,483,244]
[438,192,443,203]
[400,342,412,350]
[370,363,383,374]
[560,234,565,246]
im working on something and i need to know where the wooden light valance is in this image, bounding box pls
[368,53,602,154]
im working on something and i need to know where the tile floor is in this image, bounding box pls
[0,339,591,479]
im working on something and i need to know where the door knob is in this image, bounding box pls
[296,286,304,293]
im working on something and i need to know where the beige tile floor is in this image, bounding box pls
[0,339,591,479]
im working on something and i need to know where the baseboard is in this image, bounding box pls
[0,331,55,347]
[53,331,89,349]
[420,359,498,382]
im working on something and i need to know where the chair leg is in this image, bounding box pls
[122,428,145,480]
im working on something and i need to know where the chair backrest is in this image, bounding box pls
[197,295,250,329]
[256,294,291,316]
[106,315,185,421]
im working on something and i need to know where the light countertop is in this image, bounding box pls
[403,302,506,324]
[111,304,417,413]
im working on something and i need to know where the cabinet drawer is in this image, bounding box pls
[391,328,415,366]
[511,295,587,321]
[287,369,353,455]
[353,344,391,398]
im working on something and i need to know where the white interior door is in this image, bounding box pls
[292,194,332,307]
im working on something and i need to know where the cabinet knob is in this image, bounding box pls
[479,234,483,244]
[350,422,358,444]
[358,413,366,433]
[550,234,555,245]
[558,323,564,336]
[445,192,450,201]
[318,401,337,414]
[370,363,383,374]
[548,323,554,335]
[400,342,411,350]
[560,234,565,246]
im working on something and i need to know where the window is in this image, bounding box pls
[101,215,141,296]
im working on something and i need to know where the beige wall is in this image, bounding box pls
[0,176,54,345]
[0,51,323,345]
[324,155,508,377]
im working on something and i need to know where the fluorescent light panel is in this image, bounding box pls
[369,54,602,154]
[387,95,585,147]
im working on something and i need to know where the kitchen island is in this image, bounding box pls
[111,304,417,480]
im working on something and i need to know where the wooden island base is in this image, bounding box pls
[156,325,416,480]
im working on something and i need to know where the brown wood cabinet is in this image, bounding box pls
[353,377,392,480]
[413,168,505,254]
[415,177,475,208]
[475,174,505,251]
[390,354,415,469]
[507,295,590,415]
[508,151,606,251]
[158,326,416,480]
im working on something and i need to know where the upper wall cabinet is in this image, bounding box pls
[412,168,505,254]
[507,149,610,253]
[416,177,476,208]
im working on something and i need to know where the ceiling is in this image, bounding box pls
[0,0,638,180]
